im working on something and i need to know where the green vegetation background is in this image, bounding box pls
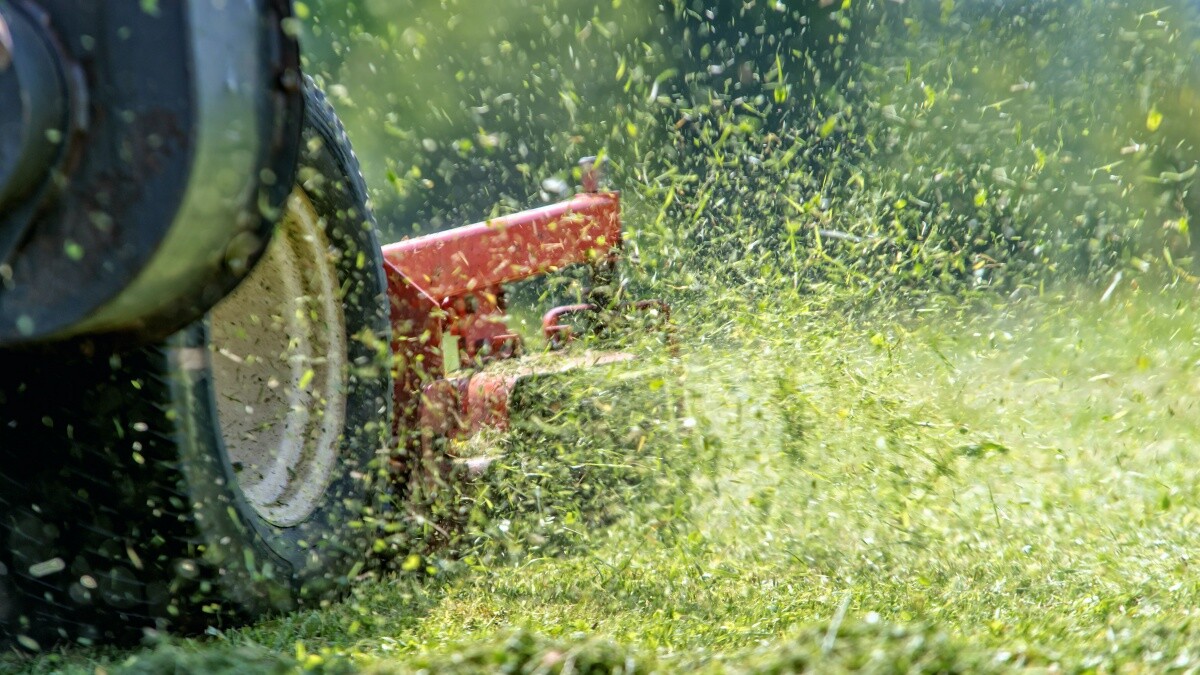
[303,0,1200,298]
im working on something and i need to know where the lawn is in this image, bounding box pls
[5,0,1200,671]
[12,283,1200,673]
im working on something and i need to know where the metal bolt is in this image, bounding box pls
[0,14,12,72]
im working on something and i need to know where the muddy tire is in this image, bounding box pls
[0,77,391,648]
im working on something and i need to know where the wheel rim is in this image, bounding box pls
[209,189,348,528]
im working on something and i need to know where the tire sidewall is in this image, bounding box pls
[175,78,392,608]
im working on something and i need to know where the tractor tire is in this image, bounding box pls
[0,77,392,648]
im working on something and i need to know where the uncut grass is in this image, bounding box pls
[390,287,1200,671]
[16,285,1200,673]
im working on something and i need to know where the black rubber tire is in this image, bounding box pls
[0,77,391,648]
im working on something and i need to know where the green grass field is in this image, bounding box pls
[7,1,1200,671]
[12,283,1200,673]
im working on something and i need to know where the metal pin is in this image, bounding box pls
[578,156,607,193]
[0,15,12,72]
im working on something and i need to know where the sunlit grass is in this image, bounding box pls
[12,284,1200,673]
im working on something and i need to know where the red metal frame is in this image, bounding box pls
[383,191,620,364]
[381,192,620,300]
[379,171,620,459]
[378,163,668,493]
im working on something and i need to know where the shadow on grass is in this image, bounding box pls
[1,569,455,675]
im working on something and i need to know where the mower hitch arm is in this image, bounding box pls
[381,191,621,300]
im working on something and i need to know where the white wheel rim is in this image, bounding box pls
[209,189,348,528]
